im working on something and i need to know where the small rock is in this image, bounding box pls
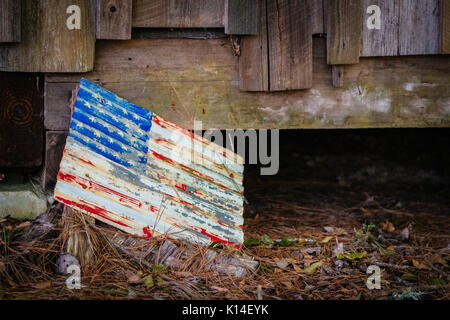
[291,250,304,260]
[56,253,80,275]
[334,260,344,269]
[320,264,334,276]
[323,226,336,233]
[305,246,321,256]
[126,270,142,284]
[400,224,412,241]
[275,260,289,269]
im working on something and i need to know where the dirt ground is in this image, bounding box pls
[1,129,449,300]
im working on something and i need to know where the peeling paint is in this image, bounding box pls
[55,79,245,248]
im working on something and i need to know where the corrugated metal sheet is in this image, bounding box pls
[54,78,245,248]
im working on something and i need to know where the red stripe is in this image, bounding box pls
[54,196,129,228]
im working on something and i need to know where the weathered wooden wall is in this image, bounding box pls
[44,38,450,131]
[0,0,95,72]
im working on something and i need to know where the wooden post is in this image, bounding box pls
[332,65,344,88]
[41,131,68,193]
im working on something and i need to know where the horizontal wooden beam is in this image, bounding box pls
[45,38,450,130]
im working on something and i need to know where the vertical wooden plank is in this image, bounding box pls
[326,0,362,65]
[267,0,313,91]
[0,0,95,72]
[44,81,80,131]
[239,0,268,91]
[332,65,344,87]
[96,0,132,39]
[442,0,450,54]
[308,0,324,34]
[361,0,399,57]
[224,0,259,35]
[41,131,68,192]
[399,0,440,55]
[132,0,225,28]
[0,73,44,167]
[0,0,20,42]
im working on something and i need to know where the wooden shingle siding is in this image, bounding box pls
[132,0,225,28]
[326,0,362,65]
[441,0,450,53]
[267,0,313,90]
[239,0,269,91]
[224,0,259,35]
[399,0,441,55]
[0,0,20,43]
[96,0,132,40]
[44,38,450,130]
[309,0,325,34]
[0,0,95,72]
[361,0,399,57]
[361,0,443,57]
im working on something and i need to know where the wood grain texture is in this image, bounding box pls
[442,0,450,54]
[326,0,362,65]
[361,0,400,57]
[45,82,78,131]
[0,0,95,72]
[224,0,259,35]
[267,0,313,90]
[309,0,324,34]
[132,0,224,28]
[0,0,20,42]
[239,0,268,91]
[42,131,68,192]
[45,38,450,130]
[399,0,440,55]
[331,65,344,87]
[96,0,132,39]
[0,73,44,167]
